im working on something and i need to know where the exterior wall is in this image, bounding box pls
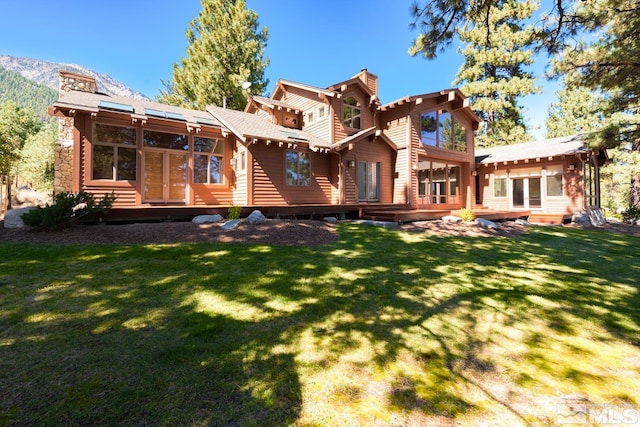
[70,111,232,207]
[340,137,396,205]
[275,86,332,141]
[381,107,411,205]
[477,158,585,214]
[249,142,334,205]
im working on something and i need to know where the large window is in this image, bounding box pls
[92,123,137,181]
[342,96,361,129]
[143,130,188,150]
[546,167,563,196]
[494,177,507,197]
[420,109,467,151]
[193,137,224,184]
[286,150,310,186]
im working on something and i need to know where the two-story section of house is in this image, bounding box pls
[49,69,481,218]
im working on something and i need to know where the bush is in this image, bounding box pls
[459,208,476,222]
[622,206,640,223]
[21,191,116,231]
[227,205,241,220]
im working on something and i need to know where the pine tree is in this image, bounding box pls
[453,0,540,147]
[158,0,269,110]
[545,75,604,138]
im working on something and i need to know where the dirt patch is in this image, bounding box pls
[1,218,638,246]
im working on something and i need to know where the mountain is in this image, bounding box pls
[0,55,149,100]
[0,67,57,120]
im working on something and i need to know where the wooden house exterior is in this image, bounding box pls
[49,69,482,220]
[475,135,608,223]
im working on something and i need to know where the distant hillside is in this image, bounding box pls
[0,55,149,100]
[0,67,57,120]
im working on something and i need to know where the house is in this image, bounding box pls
[475,135,608,224]
[48,69,482,221]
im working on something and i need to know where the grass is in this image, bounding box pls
[0,223,639,426]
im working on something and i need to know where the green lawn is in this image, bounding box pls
[1,223,639,426]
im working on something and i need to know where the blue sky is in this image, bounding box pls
[0,0,558,139]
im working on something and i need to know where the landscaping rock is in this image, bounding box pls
[246,210,267,225]
[475,218,498,229]
[221,219,241,230]
[442,215,463,224]
[3,207,36,228]
[515,218,531,226]
[192,214,224,224]
[572,212,590,225]
[323,216,337,224]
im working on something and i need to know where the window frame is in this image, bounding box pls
[285,150,311,186]
[420,109,467,151]
[546,166,564,197]
[193,136,224,185]
[493,176,508,198]
[91,123,138,182]
[342,96,361,129]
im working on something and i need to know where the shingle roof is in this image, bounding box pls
[475,135,589,164]
[52,90,222,128]
[206,105,331,149]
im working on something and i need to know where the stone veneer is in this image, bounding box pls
[54,72,97,193]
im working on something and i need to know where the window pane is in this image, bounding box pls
[439,111,453,149]
[93,145,114,179]
[418,169,428,196]
[194,154,209,183]
[453,121,467,151]
[494,178,507,197]
[209,156,221,183]
[94,123,136,145]
[286,151,298,185]
[117,147,137,180]
[547,174,563,196]
[143,130,188,150]
[529,177,542,208]
[357,162,367,200]
[368,162,379,200]
[421,112,438,146]
[299,152,310,186]
[449,166,460,196]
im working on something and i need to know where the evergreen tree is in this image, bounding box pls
[18,121,57,191]
[0,101,41,176]
[158,0,269,111]
[545,75,604,138]
[451,0,540,147]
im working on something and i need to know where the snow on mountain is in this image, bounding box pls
[0,55,149,100]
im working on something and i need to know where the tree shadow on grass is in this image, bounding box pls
[0,223,639,425]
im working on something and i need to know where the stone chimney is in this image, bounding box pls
[59,70,97,93]
[54,71,97,194]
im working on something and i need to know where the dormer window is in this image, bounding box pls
[343,96,361,129]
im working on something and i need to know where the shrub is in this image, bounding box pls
[21,191,116,231]
[459,208,476,222]
[227,205,242,220]
[622,206,640,222]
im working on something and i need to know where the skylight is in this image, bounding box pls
[195,116,220,127]
[144,108,166,118]
[98,100,134,113]
[165,112,185,121]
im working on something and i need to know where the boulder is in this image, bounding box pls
[221,219,241,230]
[475,217,498,229]
[515,218,531,226]
[246,210,267,225]
[442,215,462,224]
[572,212,590,225]
[3,207,37,228]
[192,214,224,224]
[323,216,337,224]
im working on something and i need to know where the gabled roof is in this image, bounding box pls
[475,135,593,164]
[381,88,481,127]
[206,105,331,150]
[330,127,397,152]
[274,79,338,99]
[50,90,222,130]
[249,95,300,112]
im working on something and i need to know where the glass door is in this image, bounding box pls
[512,177,541,209]
[143,151,188,203]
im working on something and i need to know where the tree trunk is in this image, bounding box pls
[631,173,640,208]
